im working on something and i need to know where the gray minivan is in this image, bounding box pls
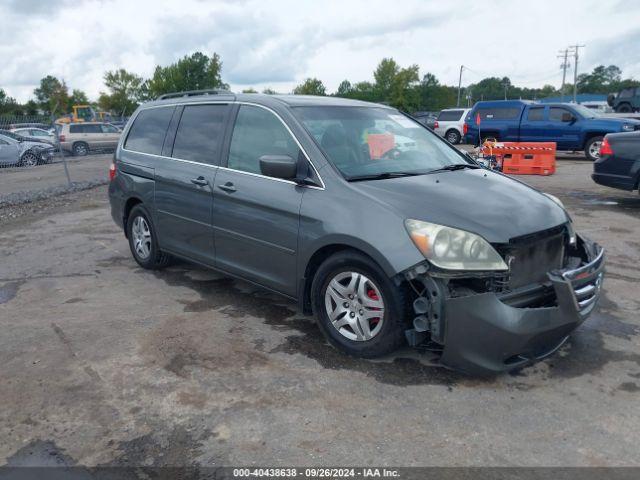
[108,90,605,375]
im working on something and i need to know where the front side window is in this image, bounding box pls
[172,104,228,164]
[293,106,467,179]
[124,107,174,155]
[549,107,572,122]
[228,105,300,175]
[101,124,118,133]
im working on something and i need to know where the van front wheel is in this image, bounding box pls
[311,251,409,358]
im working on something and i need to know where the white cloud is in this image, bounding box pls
[0,0,639,102]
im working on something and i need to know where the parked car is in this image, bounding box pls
[59,122,121,156]
[463,100,640,161]
[607,87,640,113]
[10,127,56,145]
[109,92,604,375]
[592,131,640,192]
[412,111,438,130]
[0,132,55,167]
[434,108,471,144]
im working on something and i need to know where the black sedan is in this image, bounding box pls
[592,131,640,191]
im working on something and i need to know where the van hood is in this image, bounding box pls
[352,169,568,244]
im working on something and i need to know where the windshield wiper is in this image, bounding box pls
[428,163,481,173]
[347,171,424,182]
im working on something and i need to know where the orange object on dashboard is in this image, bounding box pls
[367,134,395,159]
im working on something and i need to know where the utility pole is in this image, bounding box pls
[502,79,509,100]
[569,44,585,103]
[557,48,570,102]
[457,65,464,107]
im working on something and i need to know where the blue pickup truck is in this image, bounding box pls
[463,100,640,160]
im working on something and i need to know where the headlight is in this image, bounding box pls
[622,124,634,132]
[405,219,508,271]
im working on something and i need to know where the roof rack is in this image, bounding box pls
[156,89,234,100]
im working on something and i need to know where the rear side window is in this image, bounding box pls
[172,104,229,164]
[227,105,300,175]
[437,110,464,121]
[83,124,102,133]
[125,107,174,155]
[476,107,521,120]
[69,125,83,133]
[527,107,545,121]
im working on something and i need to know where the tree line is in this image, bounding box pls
[1,52,638,119]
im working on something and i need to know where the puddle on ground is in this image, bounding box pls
[565,190,640,210]
[0,281,23,305]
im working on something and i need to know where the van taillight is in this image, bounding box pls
[463,123,468,135]
[434,121,439,129]
[109,162,116,181]
[59,134,65,142]
[600,137,613,156]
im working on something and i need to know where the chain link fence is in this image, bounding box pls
[0,115,124,207]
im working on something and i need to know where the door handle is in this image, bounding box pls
[191,176,209,187]
[218,182,236,193]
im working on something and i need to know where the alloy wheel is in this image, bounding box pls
[324,271,385,341]
[589,141,602,160]
[132,216,152,260]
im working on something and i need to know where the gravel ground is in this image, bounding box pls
[0,159,639,469]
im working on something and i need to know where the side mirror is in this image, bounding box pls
[259,155,298,180]
[561,112,574,123]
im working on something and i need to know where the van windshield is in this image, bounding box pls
[292,106,469,180]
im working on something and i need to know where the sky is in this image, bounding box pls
[1,0,639,103]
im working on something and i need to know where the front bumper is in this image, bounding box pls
[438,238,605,375]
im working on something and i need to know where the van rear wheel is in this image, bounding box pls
[585,136,603,161]
[127,205,171,269]
[311,251,409,358]
[446,129,461,144]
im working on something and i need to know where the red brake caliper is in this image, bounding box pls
[367,289,381,325]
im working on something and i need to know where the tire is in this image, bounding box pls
[615,103,632,113]
[126,204,171,270]
[72,142,89,156]
[19,152,38,168]
[311,250,409,358]
[445,129,461,144]
[585,136,604,161]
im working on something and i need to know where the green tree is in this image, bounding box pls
[262,87,278,94]
[293,78,326,95]
[373,58,399,100]
[98,69,144,116]
[34,76,69,115]
[336,80,352,97]
[0,88,20,115]
[144,52,228,99]
[242,87,258,93]
[68,89,89,109]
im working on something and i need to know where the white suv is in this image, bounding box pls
[434,108,470,144]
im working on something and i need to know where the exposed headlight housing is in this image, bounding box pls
[405,219,508,271]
